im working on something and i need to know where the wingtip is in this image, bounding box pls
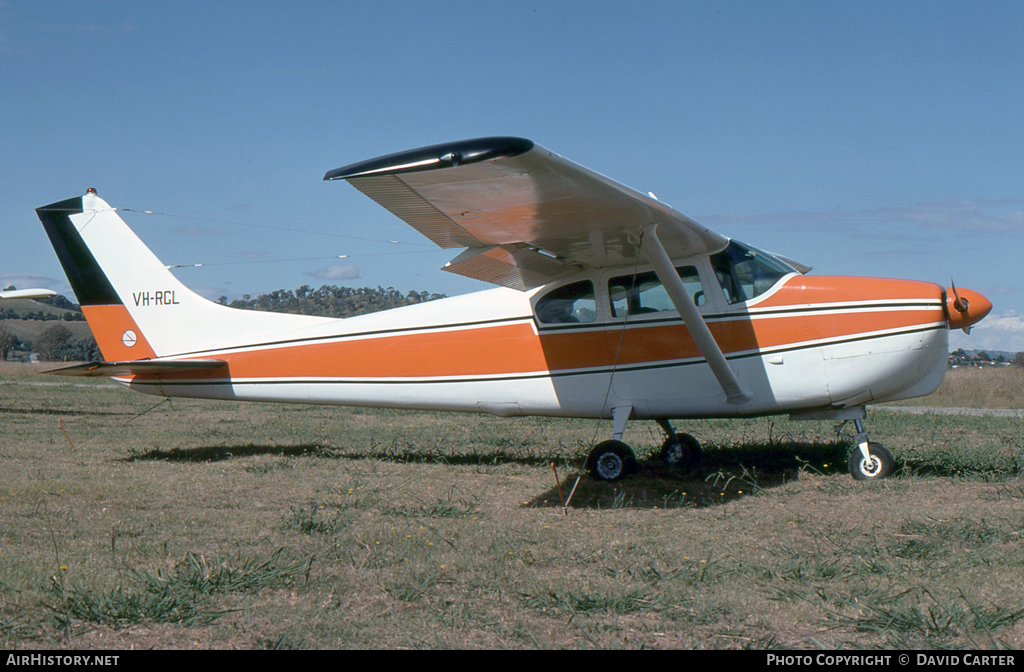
[323,136,534,181]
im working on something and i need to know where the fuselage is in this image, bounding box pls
[116,265,951,421]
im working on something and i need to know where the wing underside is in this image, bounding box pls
[325,137,728,290]
[0,289,58,300]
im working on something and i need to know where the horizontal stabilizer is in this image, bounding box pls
[47,359,227,378]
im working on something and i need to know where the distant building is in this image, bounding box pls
[948,349,1009,368]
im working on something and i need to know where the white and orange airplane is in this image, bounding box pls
[36,137,991,482]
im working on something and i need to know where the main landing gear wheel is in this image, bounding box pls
[660,433,702,473]
[848,442,894,481]
[586,440,638,482]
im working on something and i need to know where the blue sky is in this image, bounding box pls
[2,1,1022,350]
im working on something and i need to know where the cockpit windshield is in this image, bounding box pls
[710,241,795,304]
[535,280,597,324]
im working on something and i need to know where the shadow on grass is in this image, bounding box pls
[124,438,1024,511]
[120,442,563,466]
[120,443,332,463]
[123,439,859,511]
[0,405,129,417]
[527,440,854,510]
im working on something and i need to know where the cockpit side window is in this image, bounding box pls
[535,280,597,324]
[608,266,703,318]
[710,241,794,304]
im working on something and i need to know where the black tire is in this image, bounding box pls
[660,433,702,472]
[848,442,894,481]
[586,440,638,482]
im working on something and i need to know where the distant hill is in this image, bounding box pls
[1,285,446,362]
[0,295,85,321]
[220,284,446,318]
[956,348,1018,360]
[0,296,94,361]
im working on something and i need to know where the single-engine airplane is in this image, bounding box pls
[36,137,991,482]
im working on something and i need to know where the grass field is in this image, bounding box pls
[1,362,1022,649]
[889,366,1024,410]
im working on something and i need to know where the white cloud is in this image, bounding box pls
[949,309,1024,353]
[868,200,1024,233]
[0,273,59,291]
[701,198,1024,234]
[307,264,360,280]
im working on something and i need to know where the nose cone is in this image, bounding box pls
[945,286,992,331]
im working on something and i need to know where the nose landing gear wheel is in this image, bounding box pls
[660,433,702,473]
[848,442,894,480]
[586,440,638,482]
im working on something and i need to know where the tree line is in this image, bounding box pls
[216,284,446,318]
[0,293,85,322]
[0,323,101,362]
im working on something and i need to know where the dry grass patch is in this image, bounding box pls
[894,366,1024,409]
[1,362,1023,649]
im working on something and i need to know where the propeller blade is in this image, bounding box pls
[950,278,970,313]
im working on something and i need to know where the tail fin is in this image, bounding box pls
[36,190,328,361]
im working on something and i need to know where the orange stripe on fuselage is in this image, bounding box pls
[146,276,945,383]
[154,322,548,381]
[537,306,943,371]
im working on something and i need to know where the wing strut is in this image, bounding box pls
[640,223,754,406]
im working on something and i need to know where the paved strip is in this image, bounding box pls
[0,380,119,389]
[874,405,1024,418]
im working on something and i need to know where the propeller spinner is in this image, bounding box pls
[945,281,992,334]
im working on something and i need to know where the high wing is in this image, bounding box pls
[0,288,57,300]
[324,137,728,291]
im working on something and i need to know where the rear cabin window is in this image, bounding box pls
[710,241,794,304]
[535,280,597,324]
[608,266,703,318]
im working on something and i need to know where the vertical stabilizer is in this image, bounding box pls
[36,191,330,361]
[37,192,158,361]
